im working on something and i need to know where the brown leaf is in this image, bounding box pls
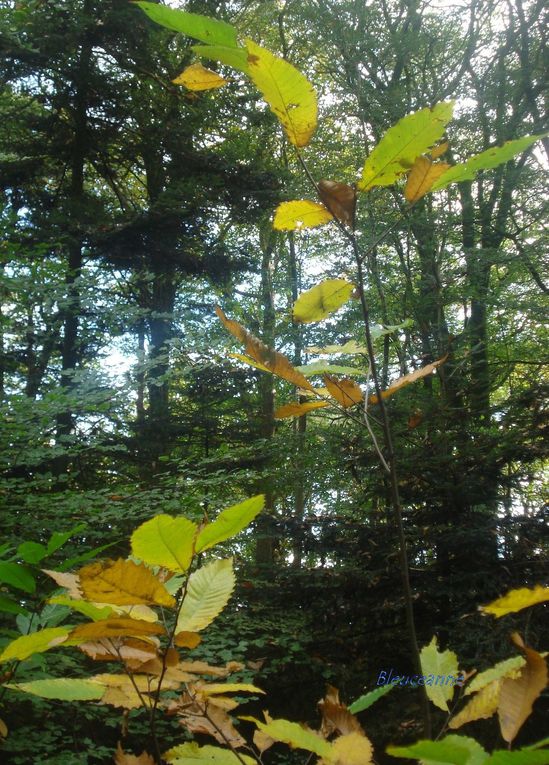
[216,306,315,392]
[78,637,158,664]
[369,355,448,405]
[323,375,363,408]
[79,559,175,608]
[319,686,363,738]
[318,180,356,226]
[174,631,201,649]
[114,742,155,765]
[42,570,82,599]
[407,409,423,428]
[178,660,231,677]
[70,618,165,643]
[404,157,451,203]
[181,704,246,748]
[498,633,548,743]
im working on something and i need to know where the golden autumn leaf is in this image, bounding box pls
[273,200,333,231]
[78,637,158,664]
[216,306,315,391]
[114,742,155,765]
[70,617,165,643]
[369,355,447,405]
[404,156,451,203]
[325,731,374,765]
[172,62,228,91]
[174,631,202,649]
[318,180,356,226]
[293,279,355,324]
[498,633,548,744]
[79,559,175,608]
[274,401,328,419]
[101,685,150,709]
[323,375,363,408]
[431,140,449,158]
[180,702,246,747]
[480,585,549,618]
[449,680,500,729]
[178,660,233,676]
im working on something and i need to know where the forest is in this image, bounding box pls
[0,0,547,763]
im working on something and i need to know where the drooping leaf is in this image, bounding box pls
[328,731,374,765]
[164,741,256,764]
[323,375,363,408]
[0,627,70,663]
[172,63,228,91]
[296,361,364,377]
[69,617,165,642]
[449,681,501,729]
[358,102,454,191]
[216,306,315,391]
[386,735,488,765]
[404,156,451,202]
[249,717,332,758]
[245,38,317,147]
[176,558,235,633]
[480,585,549,618]
[114,743,155,765]
[177,700,246,747]
[498,634,548,744]
[17,541,48,564]
[131,515,198,573]
[192,44,250,75]
[369,355,447,404]
[0,562,35,593]
[318,180,356,226]
[135,2,238,48]
[348,683,393,713]
[273,200,332,231]
[196,495,264,553]
[431,133,548,190]
[79,559,175,608]
[274,401,328,419]
[465,656,525,696]
[319,686,363,737]
[6,678,104,701]
[419,636,461,711]
[293,279,354,323]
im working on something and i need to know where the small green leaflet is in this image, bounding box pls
[431,133,548,190]
[17,541,48,564]
[387,735,488,765]
[348,683,393,713]
[6,678,104,701]
[192,44,250,75]
[358,102,454,191]
[135,2,238,48]
[196,495,264,553]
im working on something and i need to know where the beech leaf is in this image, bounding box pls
[69,617,165,643]
[131,515,198,573]
[196,495,264,553]
[176,558,235,633]
[449,681,501,729]
[114,743,155,765]
[327,731,374,765]
[172,63,228,91]
[318,180,356,226]
[386,734,488,764]
[6,678,104,701]
[0,627,71,663]
[79,559,175,608]
[164,741,256,764]
[249,717,332,758]
[135,2,238,48]
[273,200,333,231]
[404,156,451,202]
[419,636,460,712]
[192,44,250,75]
[293,279,354,323]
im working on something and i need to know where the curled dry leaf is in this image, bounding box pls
[318,685,363,737]
[70,617,165,643]
[318,180,356,226]
[274,401,328,419]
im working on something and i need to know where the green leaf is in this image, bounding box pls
[485,751,549,765]
[0,562,36,593]
[432,133,548,190]
[348,683,393,713]
[46,524,86,556]
[358,102,454,191]
[420,636,461,711]
[131,515,198,573]
[465,656,525,695]
[0,627,71,663]
[164,742,256,764]
[17,542,48,564]
[293,279,354,323]
[245,38,317,148]
[0,594,29,616]
[135,2,238,48]
[176,558,235,633]
[296,361,364,377]
[387,735,488,765]
[6,678,104,701]
[192,44,249,75]
[248,718,332,758]
[48,596,113,622]
[196,495,264,553]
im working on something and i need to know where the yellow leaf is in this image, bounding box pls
[369,355,447,404]
[274,401,328,419]
[174,631,202,649]
[449,680,500,729]
[245,38,317,147]
[200,682,264,696]
[69,618,165,643]
[164,742,256,764]
[216,306,315,391]
[178,660,232,677]
[480,585,549,618]
[0,627,70,663]
[114,742,155,765]
[0,717,7,738]
[431,140,449,159]
[293,279,355,324]
[419,636,460,712]
[498,634,548,744]
[78,637,158,664]
[404,156,451,203]
[273,200,332,231]
[326,732,374,765]
[131,515,198,573]
[172,62,228,90]
[465,656,525,695]
[79,559,175,608]
[228,352,271,373]
[318,180,356,226]
[323,375,363,408]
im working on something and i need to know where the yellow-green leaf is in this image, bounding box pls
[249,718,332,758]
[466,656,525,696]
[79,559,175,608]
[164,742,256,764]
[131,515,198,573]
[449,681,501,729]
[48,596,113,621]
[192,44,250,75]
[293,279,354,323]
[420,636,461,712]
[245,38,317,148]
[176,558,235,633]
[0,627,71,663]
[369,355,447,404]
[480,585,549,618]
[172,63,228,91]
[431,133,548,191]
[228,353,271,373]
[387,735,488,764]
[6,678,104,701]
[201,682,264,696]
[274,401,328,419]
[358,102,454,191]
[273,200,332,231]
[196,495,264,553]
[404,156,451,202]
[135,2,238,48]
